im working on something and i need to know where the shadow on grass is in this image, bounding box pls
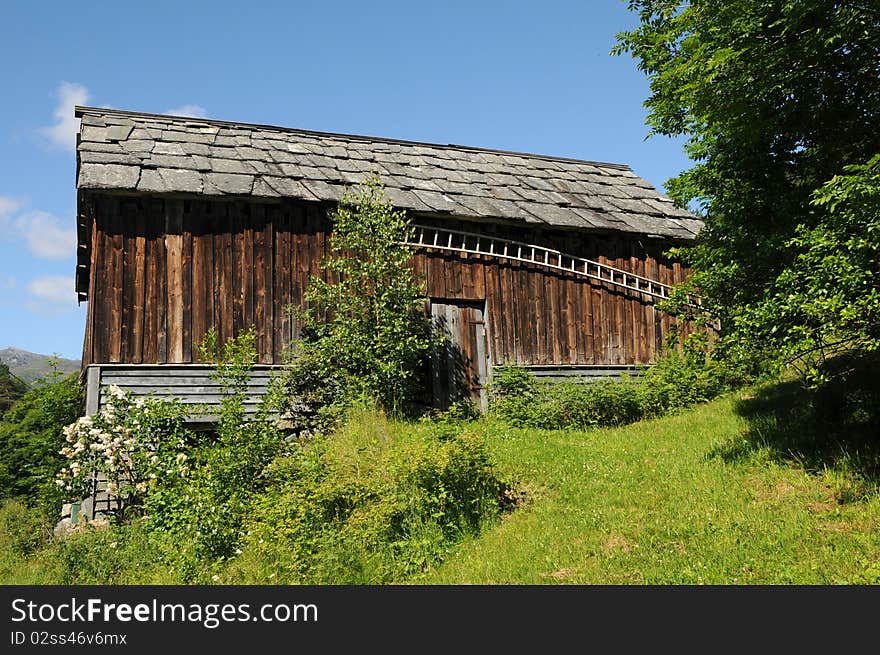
[708,352,880,497]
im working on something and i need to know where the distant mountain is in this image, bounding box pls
[0,348,80,385]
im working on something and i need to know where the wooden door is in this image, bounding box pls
[430,300,488,412]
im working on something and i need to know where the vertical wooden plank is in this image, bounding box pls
[190,201,207,360]
[304,203,322,320]
[474,306,488,412]
[213,203,229,347]
[81,200,98,367]
[550,272,562,365]
[580,276,594,365]
[244,203,255,334]
[659,254,672,351]
[430,254,447,298]
[472,259,486,300]
[91,200,109,365]
[430,303,441,408]
[131,205,146,364]
[309,204,325,322]
[155,200,167,364]
[445,303,457,404]
[448,252,462,298]
[591,239,607,365]
[165,200,184,363]
[501,261,518,364]
[202,203,215,353]
[612,242,625,365]
[563,275,578,365]
[289,202,306,341]
[622,240,635,365]
[273,204,290,361]
[527,265,541,365]
[460,258,475,300]
[108,198,123,363]
[230,202,243,336]
[568,233,585,365]
[182,203,193,363]
[254,205,274,363]
[672,258,685,343]
[143,206,158,364]
[484,263,504,367]
[633,240,649,364]
[254,204,266,359]
[120,202,134,363]
[644,247,659,362]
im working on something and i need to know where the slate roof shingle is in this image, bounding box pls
[75,107,702,240]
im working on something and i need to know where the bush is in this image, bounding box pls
[224,408,509,584]
[490,332,748,431]
[58,387,194,517]
[0,500,52,557]
[492,373,651,431]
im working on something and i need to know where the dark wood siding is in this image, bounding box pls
[82,195,695,368]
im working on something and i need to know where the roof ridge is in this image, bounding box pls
[75,105,632,171]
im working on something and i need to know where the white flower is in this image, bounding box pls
[211,575,219,582]
[107,384,126,399]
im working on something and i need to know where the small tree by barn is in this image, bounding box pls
[284,176,436,415]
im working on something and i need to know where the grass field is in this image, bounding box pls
[415,381,880,584]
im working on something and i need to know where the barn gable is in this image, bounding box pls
[73,106,702,415]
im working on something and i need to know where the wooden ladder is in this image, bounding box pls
[404,224,699,306]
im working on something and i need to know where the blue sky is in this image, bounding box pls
[0,0,690,360]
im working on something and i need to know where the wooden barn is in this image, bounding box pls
[74,107,702,415]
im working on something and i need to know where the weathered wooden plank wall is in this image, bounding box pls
[81,195,694,368]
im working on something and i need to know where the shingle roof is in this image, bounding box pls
[75,106,702,240]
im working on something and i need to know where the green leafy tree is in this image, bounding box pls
[0,362,27,418]
[285,175,435,414]
[743,154,880,380]
[614,1,880,371]
[0,371,83,513]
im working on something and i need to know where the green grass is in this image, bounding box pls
[414,383,880,584]
[3,377,879,585]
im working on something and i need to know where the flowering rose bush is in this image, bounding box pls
[57,385,193,515]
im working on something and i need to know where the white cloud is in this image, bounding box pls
[165,104,208,118]
[27,276,75,304]
[40,82,90,151]
[9,210,76,260]
[0,201,76,261]
[0,196,24,221]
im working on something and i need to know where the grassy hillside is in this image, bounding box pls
[3,377,878,585]
[415,382,880,584]
[0,348,79,385]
